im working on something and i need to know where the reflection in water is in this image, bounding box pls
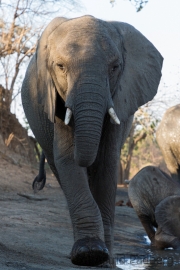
[116,234,180,269]
[144,235,151,244]
[116,246,180,269]
[116,256,146,269]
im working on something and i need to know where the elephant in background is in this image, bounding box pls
[156,104,180,183]
[21,15,163,266]
[128,166,180,250]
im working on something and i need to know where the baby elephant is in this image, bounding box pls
[128,166,180,250]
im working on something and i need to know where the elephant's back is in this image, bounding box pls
[161,104,180,125]
[128,166,178,217]
[156,104,180,140]
[155,195,180,238]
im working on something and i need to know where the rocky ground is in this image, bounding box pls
[0,153,180,270]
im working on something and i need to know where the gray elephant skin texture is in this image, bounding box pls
[128,166,180,250]
[156,104,180,183]
[21,15,163,266]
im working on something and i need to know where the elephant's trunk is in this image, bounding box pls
[73,89,106,167]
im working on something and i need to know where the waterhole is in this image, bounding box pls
[116,236,180,270]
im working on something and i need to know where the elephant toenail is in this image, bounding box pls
[91,245,103,251]
[78,246,89,253]
[103,248,109,254]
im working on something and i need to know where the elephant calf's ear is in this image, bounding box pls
[109,21,163,121]
[36,17,67,123]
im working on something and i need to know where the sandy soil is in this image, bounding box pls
[0,154,180,270]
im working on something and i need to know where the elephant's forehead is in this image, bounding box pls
[49,25,118,62]
[59,15,106,35]
[54,33,109,53]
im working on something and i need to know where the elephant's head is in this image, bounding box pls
[36,16,163,167]
[155,195,180,249]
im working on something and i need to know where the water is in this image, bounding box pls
[144,236,151,244]
[116,236,180,270]
[116,252,180,270]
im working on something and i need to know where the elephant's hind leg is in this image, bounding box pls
[24,101,60,184]
[21,56,60,185]
[138,214,156,246]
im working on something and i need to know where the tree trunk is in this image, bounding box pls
[118,160,124,185]
[123,125,135,181]
[122,123,147,181]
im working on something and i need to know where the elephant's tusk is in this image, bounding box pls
[64,108,72,125]
[108,108,120,125]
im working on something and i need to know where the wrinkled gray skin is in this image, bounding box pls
[21,15,163,266]
[128,166,180,249]
[156,104,180,183]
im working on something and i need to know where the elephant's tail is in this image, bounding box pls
[32,151,46,192]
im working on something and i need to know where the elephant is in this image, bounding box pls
[21,15,163,266]
[128,166,180,250]
[156,104,180,183]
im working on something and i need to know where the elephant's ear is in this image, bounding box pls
[36,17,67,122]
[155,195,180,238]
[109,22,163,120]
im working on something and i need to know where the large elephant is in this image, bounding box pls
[156,104,180,183]
[128,166,180,250]
[21,15,163,266]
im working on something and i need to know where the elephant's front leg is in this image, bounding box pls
[88,133,120,259]
[53,121,109,266]
[88,118,133,264]
[88,154,117,258]
[138,214,156,245]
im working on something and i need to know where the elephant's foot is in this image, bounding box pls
[170,238,180,250]
[71,236,109,266]
[154,232,180,250]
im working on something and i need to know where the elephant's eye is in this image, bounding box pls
[57,64,65,71]
[111,64,119,72]
[109,63,120,79]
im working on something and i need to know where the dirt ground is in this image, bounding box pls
[0,153,180,270]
